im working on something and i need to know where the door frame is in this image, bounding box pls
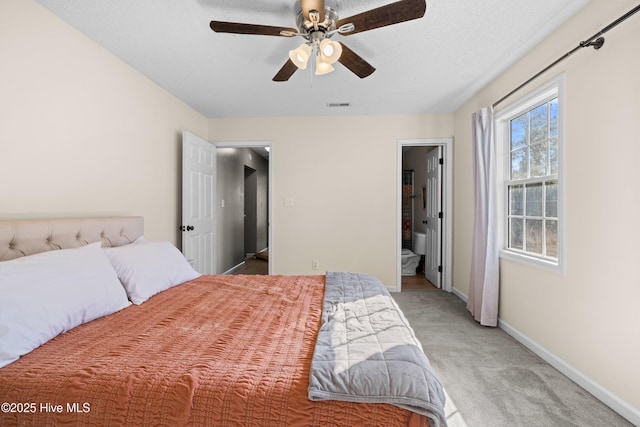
[397,138,453,292]
[215,140,273,275]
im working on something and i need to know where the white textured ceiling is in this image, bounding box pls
[34,0,591,118]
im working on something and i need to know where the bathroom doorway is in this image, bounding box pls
[397,138,453,292]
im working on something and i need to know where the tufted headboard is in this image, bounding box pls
[0,217,144,262]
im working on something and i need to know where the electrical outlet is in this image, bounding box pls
[312,260,319,270]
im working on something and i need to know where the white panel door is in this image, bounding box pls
[425,146,442,287]
[182,131,216,274]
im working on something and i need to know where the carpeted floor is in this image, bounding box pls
[393,290,632,427]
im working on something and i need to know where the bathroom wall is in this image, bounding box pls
[402,146,434,235]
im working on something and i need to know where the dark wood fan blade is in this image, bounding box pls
[336,0,426,35]
[337,44,376,78]
[300,0,326,22]
[210,21,297,37]
[273,59,299,82]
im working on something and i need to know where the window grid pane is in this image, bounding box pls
[525,219,543,254]
[530,141,548,177]
[545,220,558,257]
[529,104,548,143]
[510,114,527,150]
[525,183,543,217]
[509,185,524,215]
[545,180,558,218]
[509,218,523,250]
[511,149,527,180]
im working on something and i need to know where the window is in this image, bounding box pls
[496,78,563,272]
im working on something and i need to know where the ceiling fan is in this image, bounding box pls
[210,0,427,82]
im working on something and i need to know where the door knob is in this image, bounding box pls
[179,225,195,232]
[422,220,428,224]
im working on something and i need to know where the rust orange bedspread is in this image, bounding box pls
[0,275,428,426]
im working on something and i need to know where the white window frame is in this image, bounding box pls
[494,75,566,274]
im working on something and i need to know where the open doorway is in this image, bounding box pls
[397,138,453,292]
[215,141,272,275]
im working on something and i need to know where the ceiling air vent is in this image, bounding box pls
[326,102,351,108]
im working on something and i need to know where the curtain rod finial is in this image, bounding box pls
[581,37,605,50]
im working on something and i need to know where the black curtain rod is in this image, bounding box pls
[492,3,640,109]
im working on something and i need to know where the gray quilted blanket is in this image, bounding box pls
[308,272,447,427]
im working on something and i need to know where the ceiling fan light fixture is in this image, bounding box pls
[315,56,334,75]
[319,39,342,64]
[211,0,428,82]
[289,43,312,69]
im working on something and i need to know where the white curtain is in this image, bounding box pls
[467,107,499,327]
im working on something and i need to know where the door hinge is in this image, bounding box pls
[438,265,443,273]
[439,157,444,165]
[438,212,443,219]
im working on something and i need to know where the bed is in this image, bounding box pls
[0,217,446,427]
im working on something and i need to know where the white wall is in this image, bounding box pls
[453,0,640,417]
[209,115,454,285]
[0,0,208,243]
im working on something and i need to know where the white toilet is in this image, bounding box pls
[401,249,420,276]
[401,232,427,276]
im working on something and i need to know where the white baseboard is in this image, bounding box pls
[222,261,245,275]
[451,287,468,302]
[498,319,640,426]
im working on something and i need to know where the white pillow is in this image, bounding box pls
[103,241,201,305]
[0,243,131,368]
[132,235,147,244]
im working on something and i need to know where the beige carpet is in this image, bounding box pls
[392,290,632,427]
